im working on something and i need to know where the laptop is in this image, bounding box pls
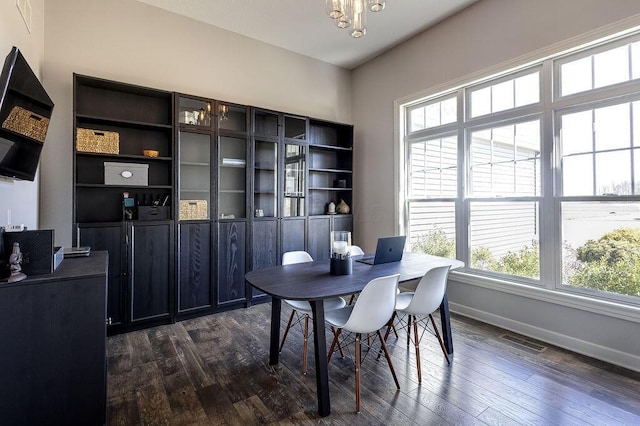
[356,236,407,265]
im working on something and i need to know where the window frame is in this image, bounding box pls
[401,30,640,309]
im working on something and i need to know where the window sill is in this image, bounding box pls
[450,271,640,324]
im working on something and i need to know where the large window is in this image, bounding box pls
[403,32,640,305]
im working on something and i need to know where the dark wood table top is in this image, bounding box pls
[245,252,463,301]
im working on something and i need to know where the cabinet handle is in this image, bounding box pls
[106,317,112,326]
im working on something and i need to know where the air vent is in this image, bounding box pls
[500,334,547,352]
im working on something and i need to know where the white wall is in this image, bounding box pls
[41,0,352,247]
[0,0,45,231]
[352,0,640,371]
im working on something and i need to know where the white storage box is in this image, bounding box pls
[104,162,149,186]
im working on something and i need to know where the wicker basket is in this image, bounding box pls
[180,200,208,220]
[76,128,120,154]
[1,106,50,143]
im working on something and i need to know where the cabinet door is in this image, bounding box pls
[178,222,212,312]
[77,223,124,326]
[281,217,306,255]
[218,221,246,305]
[307,216,331,261]
[252,220,278,270]
[130,222,173,322]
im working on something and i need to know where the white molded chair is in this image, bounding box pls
[384,264,451,384]
[325,274,401,413]
[279,251,346,375]
[349,245,365,256]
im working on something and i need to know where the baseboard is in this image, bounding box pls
[450,302,640,373]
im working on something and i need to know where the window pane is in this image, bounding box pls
[562,201,640,299]
[408,201,456,257]
[596,150,632,195]
[563,154,593,196]
[594,103,630,151]
[561,56,592,96]
[635,149,640,195]
[470,121,540,197]
[408,97,457,133]
[633,41,640,79]
[594,45,629,88]
[409,136,457,198]
[515,72,540,107]
[469,201,539,279]
[442,97,457,124]
[562,110,593,155]
[633,101,640,147]
[410,107,425,132]
[492,80,514,113]
[471,87,490,117]
[471,72,539,118]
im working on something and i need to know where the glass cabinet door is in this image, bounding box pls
[179,97,212,127]
[254,140,278,218]
[218,103,247,132]
[218,136,247,219]
[179,131,211,220]
[283,143,306,217]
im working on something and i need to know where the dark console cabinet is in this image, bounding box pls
[0,252,108,426]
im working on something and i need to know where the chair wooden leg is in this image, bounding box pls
[377,330,400,390]
[327,328,342,363]
[377,312,396,360]
[279,309,296,352]
[355,333,361,413]
[413,316,422,383]
[429,314,451,365]
[302,314,309,375]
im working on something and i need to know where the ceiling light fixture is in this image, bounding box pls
[326,0,386,38]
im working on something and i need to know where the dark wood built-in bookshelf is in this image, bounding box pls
[72,74,354,333]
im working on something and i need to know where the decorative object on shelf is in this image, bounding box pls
[219,104,229,121]
[336,199,350,214]
[180,200,208,220]
[330,231,352,275]
[76,128,120,154]
[2,106,50,143]
[8,242,27,283]
[334,179,347,188]
[255,209,264,217]
[325,0,385,38]
[327,201,336,214]
[142,149,159,158]
[221,158,246,167]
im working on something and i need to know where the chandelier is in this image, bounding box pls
[326,0,386,38]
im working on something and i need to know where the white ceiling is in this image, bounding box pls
[136,0,479,69]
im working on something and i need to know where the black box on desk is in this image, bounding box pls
[138,206,170,221]
[3,229,61,275]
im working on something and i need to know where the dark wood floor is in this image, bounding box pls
[107,303,640,425]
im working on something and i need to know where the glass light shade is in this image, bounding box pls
[330,231,352,259]
[326,0,343,19]
[369,0,385,12]
[351,0,367,38]
[335,0,352,28]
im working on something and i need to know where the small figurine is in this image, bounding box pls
[8,242,27,283]
[327,201,336,214]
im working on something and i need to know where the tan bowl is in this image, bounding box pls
[143,149,159,158]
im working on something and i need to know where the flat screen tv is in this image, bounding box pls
[0,46,54,181]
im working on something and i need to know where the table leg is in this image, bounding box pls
[439,292,454,355]
[310,300,330,417]
[270,298,282,365]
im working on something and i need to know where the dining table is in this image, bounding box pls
[244,252,464,417]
